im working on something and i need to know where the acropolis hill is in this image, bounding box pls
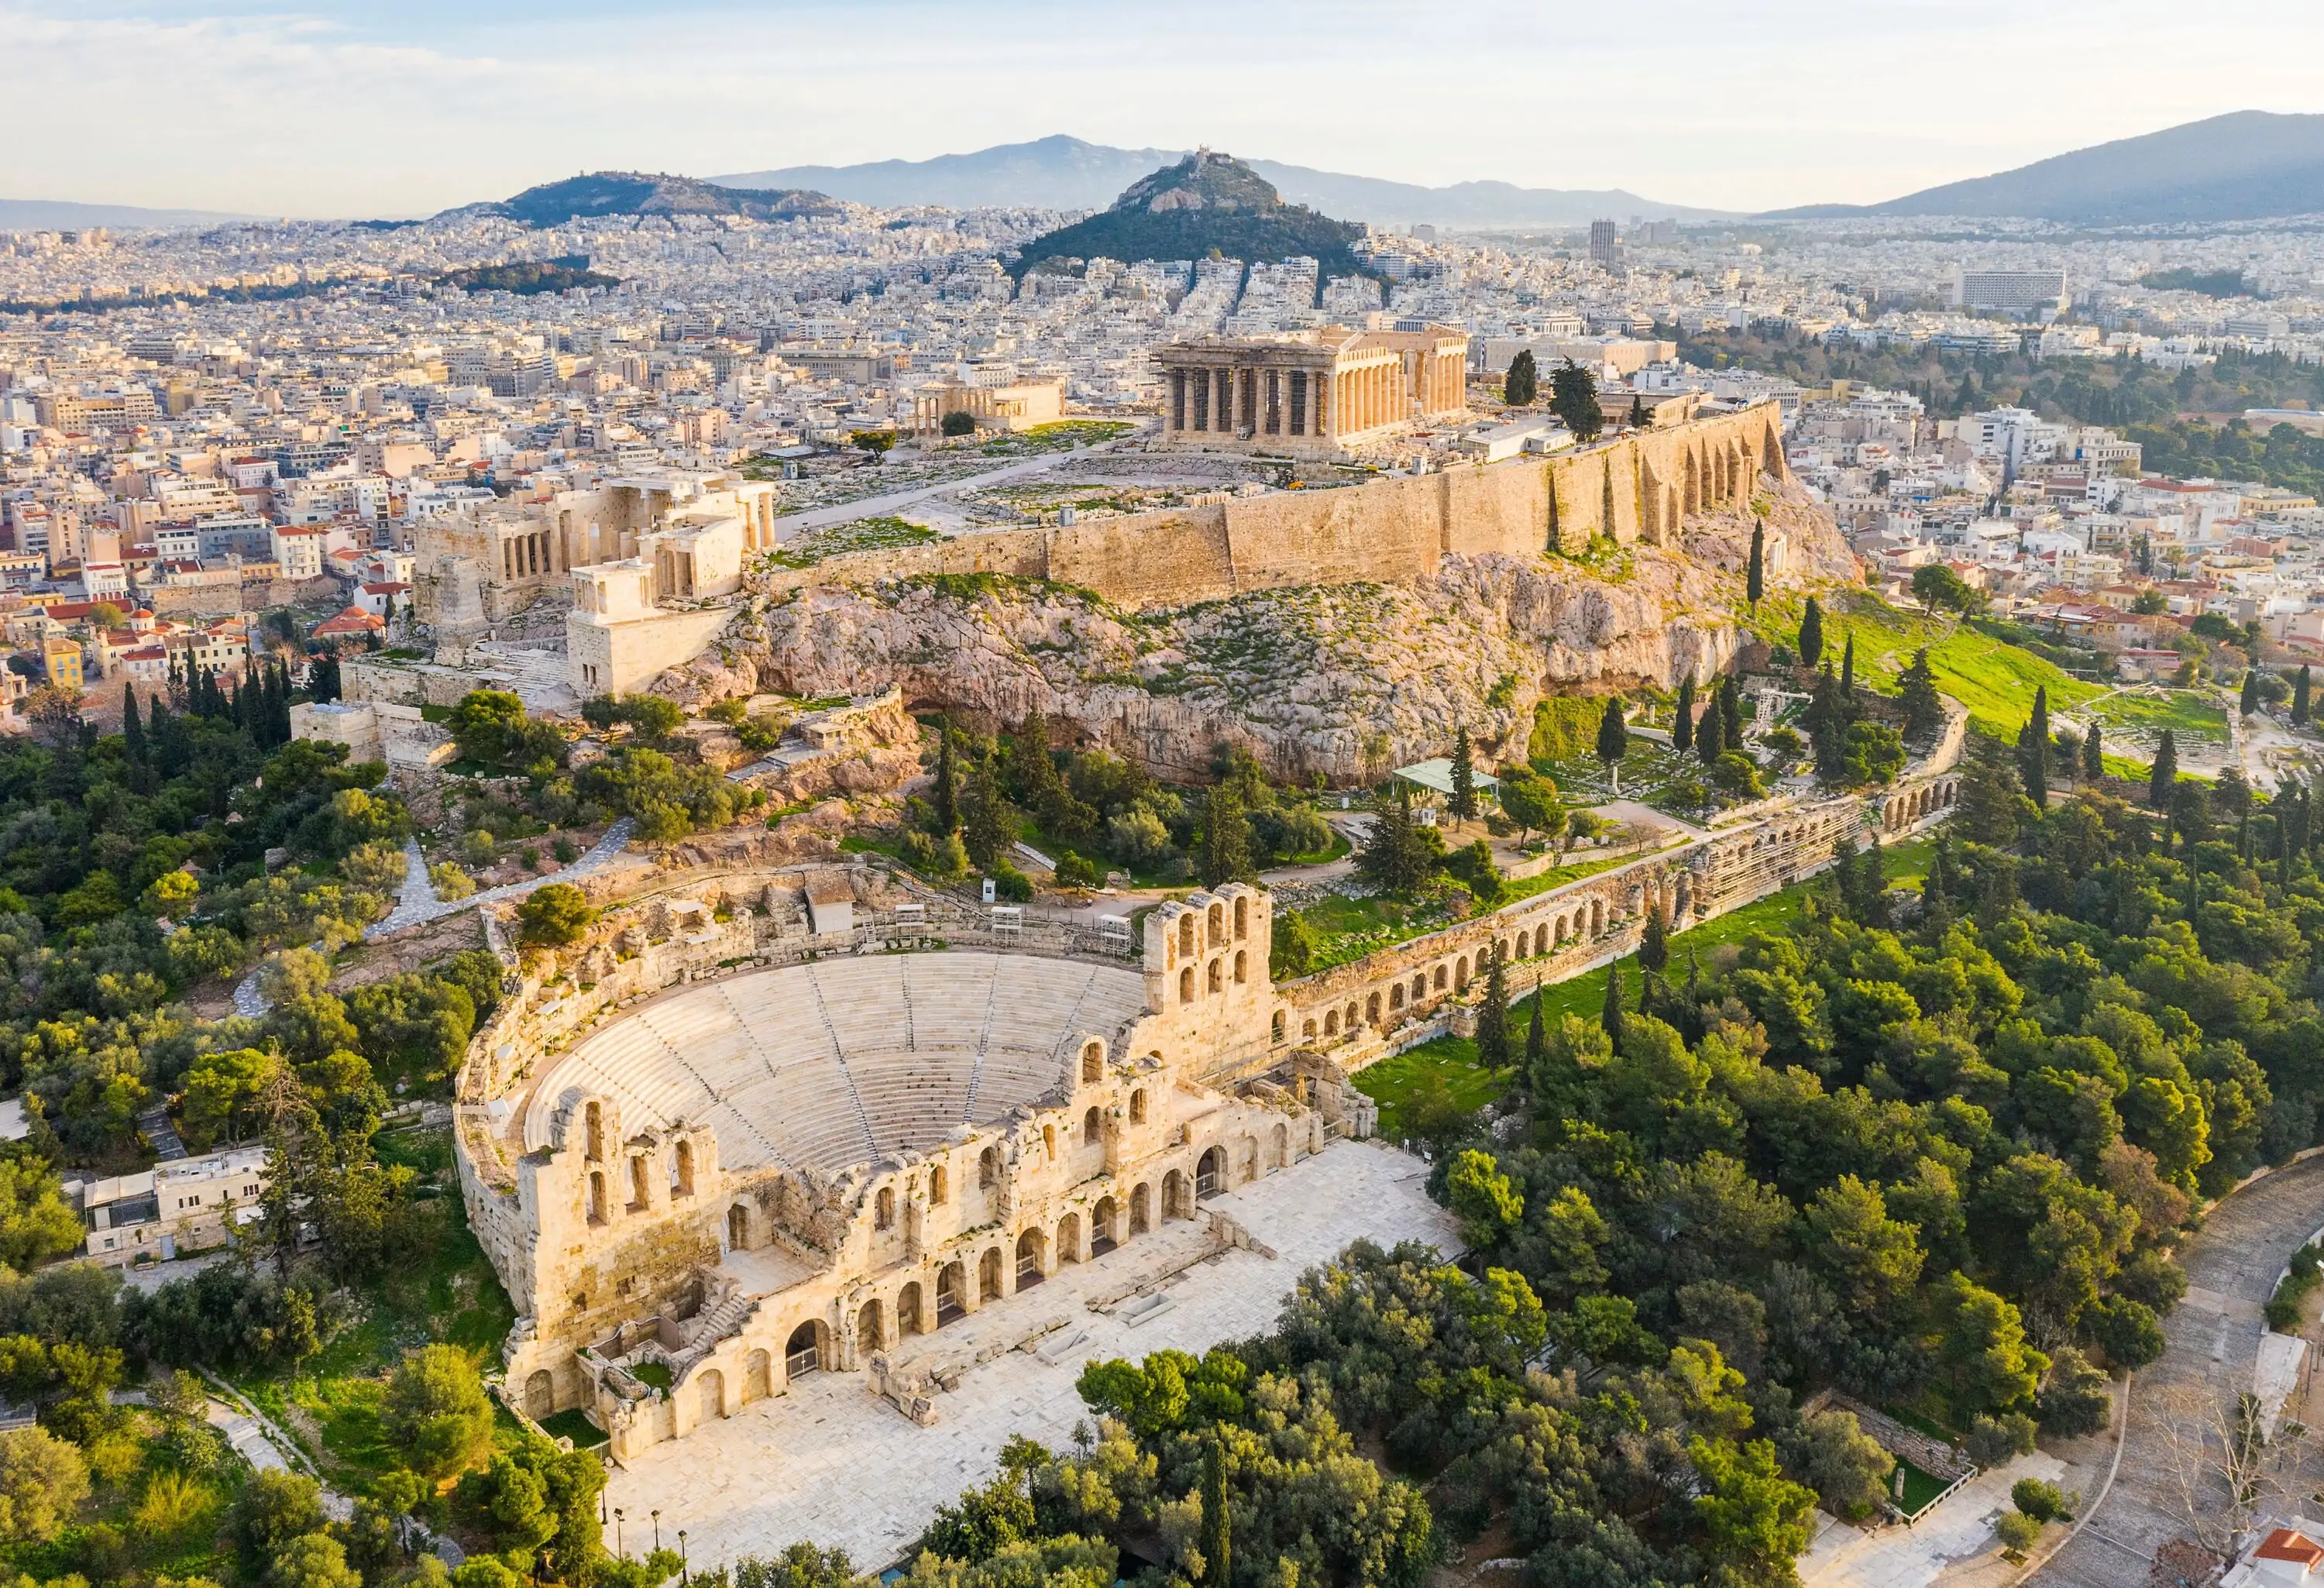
[655,402,1852,782]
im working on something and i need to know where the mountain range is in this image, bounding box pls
[0,198,260,230]
[715,135,1729,227]
[438,171,838,228]
[1768,111,2324,225]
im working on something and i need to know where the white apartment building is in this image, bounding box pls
[74,1143,269,1267]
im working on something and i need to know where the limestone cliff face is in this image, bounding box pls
[669,482,1853,785]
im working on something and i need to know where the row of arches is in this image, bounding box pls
[1178,949,1250,1004]
[1171,895,1250,964]
[1884,779,1959,832]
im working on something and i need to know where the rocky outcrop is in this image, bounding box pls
[664,481,1855,785]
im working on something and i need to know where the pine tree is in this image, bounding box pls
[2297,665,2313,727]
[1696,693,1726,762]
[1477,945,1511,1071]
[1798,596,1824,669]
[1552,359,1604,443]
[1503,349,1538,407]
[1639,902,1668,974]
[1897,647,1944,741]
[1201,784,1253,888]
[1858,834,1889,927]
[1746,524,1765,607]
[1673,676,1696,754]
[2082,721,2104,784]
[2149,729,2177,809]
[1449,725,1477,823]
[1595,698,1629,792]
[2242,670,2261,717]
[1358,783,1435,895]
[1600,959,1625,1051]
[933,718,958,833]
[1200,1438,1230,1588]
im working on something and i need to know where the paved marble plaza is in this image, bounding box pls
[599,1138,1459,1574]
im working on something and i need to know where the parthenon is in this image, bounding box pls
[1155,324,1469,455]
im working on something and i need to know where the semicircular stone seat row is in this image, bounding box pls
[524,953,1148,1176]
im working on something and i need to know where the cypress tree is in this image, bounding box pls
[1639,902,1668,974]
[1449,725,1477,823]
[1477,944,1511,1071]
[1746,524,1765,606]
[1201,784,1253,887]
[1799,596,1824,668]
[2296,665,2313,727]
[933,718,958,833]
[1720,675,1744,749]
[120,683,145,773]
[313,650,342,703]
[1503,349,1538,407]
[1673,676,1696,754]
[1595,698,1629,792]
[1201,1438,1229,1588]
[1600,960,1624,1052]
[2082,720,2104,784]
[2242,670,2261,717]
[1696,693,1726,762]
[2020,686,2050,808]
[1524,979,1545,1080]
[1839,634,1855,700]
[2150,729,2178,809]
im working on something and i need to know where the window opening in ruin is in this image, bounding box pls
[1092,1196,1119,1256]
[930,1165,947,1205]
[1164,1168,1188,1218]
[587,1172,607,1225]
[727,1205,748,1251]
[897,1281,923,1335]
[1207,902,1223,946]
[1273,1122,1289,1169]
[1083,1105,1102,1143]
[1057,1212,1081,1264]
[1197,1149,1224,1200]
[1129,1184,1151,1234]
[628,1155,650,1212]
[936,1262,966,1323]
[1233,950,1246,984]
[525,1369,555,1420]
[1129,1090,1147,1124]
[857,1299,883,1353]
[1043,1124,1057,1160]
[1180,968,1195,1003]
[672,1139,693,1197]
[1081,1043,1102,1083]
[1271,1012,1286,1044]
[786,1322,820,1380]
[1208,959,1222,994]
[1016,1229,1045,1287]
[1235,897,1247,939]
[1367,992,1381,1024]
[1178,915,1195,957]
[979,1146,998,1188]
[875,1186,895,1229]
[1290,370,1308,434]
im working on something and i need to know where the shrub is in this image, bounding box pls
[428,862,476,902]
[381,1345,493,1481]
[341,840,407,892]
[987,865,1033,903]
[941,410,976,438]
[0,1425,89,1543]
[902,829,969,882]
[1053,852,1101,889]
[2012,1478,2069,1522]
[1711,751,1765,799]
[517,884,595,947]
[1995,1511,2042,1553]
[2085,1294,2165,1368]
[1964,1412,2037,1466]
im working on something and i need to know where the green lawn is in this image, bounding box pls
[2082,686,2229,750]
[1358,835,1937,1136]
[1893,1457,1952,1518]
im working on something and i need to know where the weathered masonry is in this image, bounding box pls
[1153,325,1470,455]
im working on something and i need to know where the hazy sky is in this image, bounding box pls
[15,0,2324,217]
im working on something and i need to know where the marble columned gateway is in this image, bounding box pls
[458,881,1364,1461]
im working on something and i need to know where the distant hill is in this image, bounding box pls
[1767,112,2324,224]
[714,134,1730,226]
[1007,151,1367,280]
[446,171,841,228]
[436,256,619,295]
[0,198,260,231]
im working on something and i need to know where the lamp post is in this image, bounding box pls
[614,1508,624,1559]
[652,1510,662,1553]
[679,1530,689,1586]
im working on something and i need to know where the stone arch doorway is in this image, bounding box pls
[1092,1196,1119,1254]
[857,1298,884,1355]
[1196,1147,1225,1198]
[936,1260,968,1324]
[1057,1212,1081,1265]
[785,1322,822,1382]
[896,1282,924,1338]
[1016,1228,1047,1287]
[1271,1122,1289,1170]
[744,1349,772,1403]
[727,1204,748,1251]
[1239,1137,1258,1184]
[980,1246,1004,1301]
[524,1369,555,1421]
[1164,1167,1189,1217]
[696,1368,726,1422]
[1129,1184,1151,1235]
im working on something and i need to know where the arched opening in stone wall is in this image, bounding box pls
[1234,950,1246,984]
[979,1146,998,1188]
[1344,1000,1360,1031]
[930,1165,947,1206]
[1435,965,1449,989]
[1093,1196,1119,1254]
[1196,1148,1225,1199]
[1180,968,1195,1003]
[1239,1137,1258,1183]
[1016,1229,1046,1287]
[1272,1122,1289,1169]
[627,1155,650,1212]
[1129,1184,1151,1235]
[1302,1018,1316,1042]
[1235,897,1248,939]
[1164,1169,1189,1219]
[1324,1010,1339,1036]
[1366,992,1381,1026]
[587,1172,607,1225]
[1272,1011,1286,1043]
[697,1369,725,1422]
[1390,984,1404,1012]
[1207,902,1224,947]
[1456,956,1470,990]
[897,1282,923,1338]
[1081,1042,1102,1083]
[1057,1212,1081,1265]
[1130,1089,1148,1124]
[744,1349,772,1403]
[1178,915,1195,958]
[1590,899,1604,934]
[672,1139,694,1197]
[1411,973,1426,1002]
[875,1187,896,1229]
[936,1261,967,1324]
[786,1322,822,1381]
[1043,1123,1057,1160]
[727,1204,748,1252]
[585,1102,603,1162]
[1083,1105,1102,1143]
[1208,958,1223,994]
[525,1369,555,1420]
[980,1246,1003,1301]
[858,1298,884,1354]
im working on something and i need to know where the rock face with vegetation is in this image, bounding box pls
[674,482,1849,783]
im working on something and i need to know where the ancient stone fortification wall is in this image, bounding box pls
[750,404,1790,612]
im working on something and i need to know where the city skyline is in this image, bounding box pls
[12,0,2324,218]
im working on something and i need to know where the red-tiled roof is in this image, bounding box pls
[2260,1528,2324,1566]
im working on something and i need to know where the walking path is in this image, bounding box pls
[2030,1152,2324,1586]
[775,442,1120,534]
[365,817,634,940]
